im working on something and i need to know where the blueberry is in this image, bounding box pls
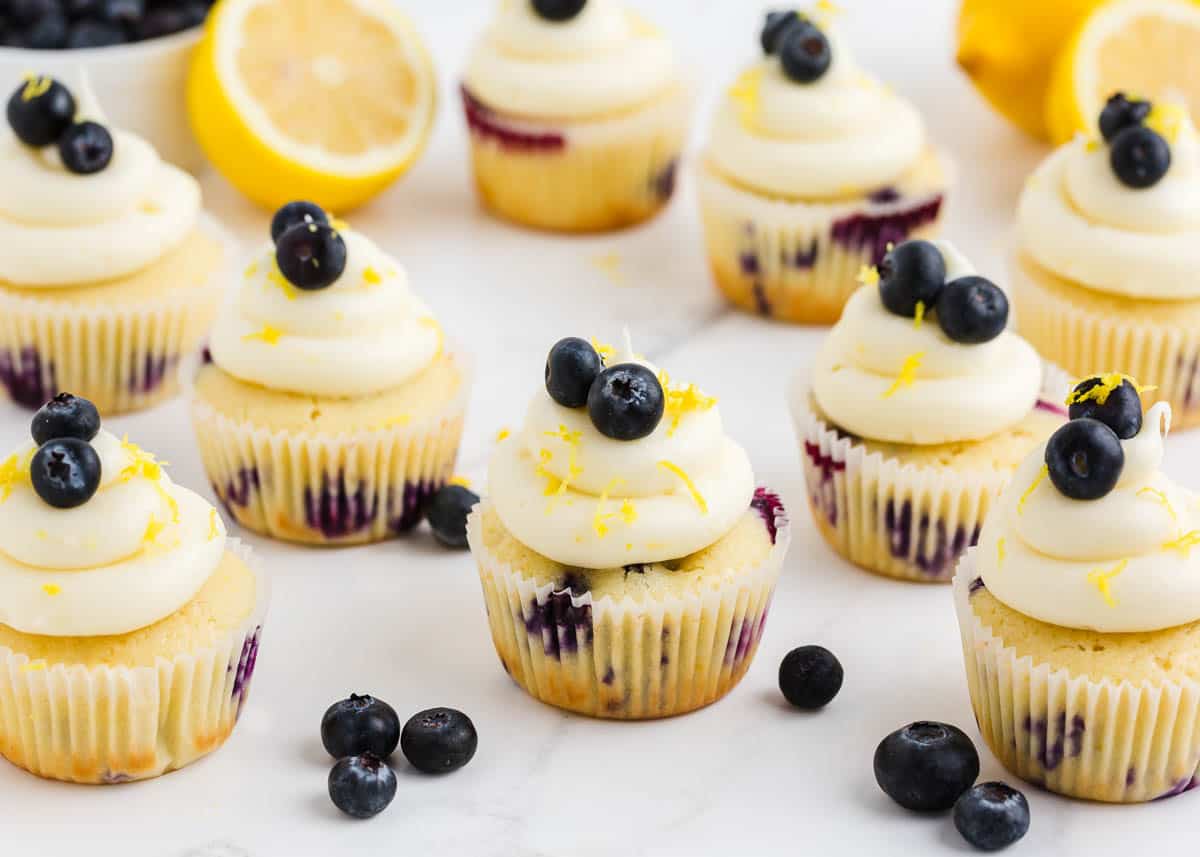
[67,18,127,48]
[1110,125,1170,189]
[1068,376,1143,439]
[327,754,397,820]
[269,200,329,244]
[878,240,946,318]
[760,10,802,55]
[935,276,1009,344]
[98,0,141,22]
[6,77,74,147]
[1045,418,1124,501]
[9,0,57,24]
[587,363,664,441]
[780,23,832,84]
[1098,92,1152,143]
[134,6,193,39]
[30,437,101,509]
[400,707,478,774]
[874,721,980,812]
[31,392,100,445]
[954,782,1030,851]
[21,7,68,48]
[531,0,585,22]
[63,0,101,17]
[778,645,843,710]
[424,484,480,549]
[275,222,346,291]
[58,121,114,174]
[320,694,401,760]
[545,337,602,409]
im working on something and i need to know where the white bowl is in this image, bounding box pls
[0,28,205,173]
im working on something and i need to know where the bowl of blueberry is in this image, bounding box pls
[0,0,215,170]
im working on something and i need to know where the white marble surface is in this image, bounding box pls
[6,1,1200,855]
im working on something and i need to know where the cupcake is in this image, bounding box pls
[0,394,267,783]
[189,202,469,546]
[953,376,1200,802]
[1013,95,1200,428]
[790,239,1064,582]
[461,0,687,233]
[468,335,790,719]
[0,73,230,414]
[697,7,949,324]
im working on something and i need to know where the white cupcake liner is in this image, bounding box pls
[0,215,235,415]
[0,538,268,784]
[696,149,951,324]
[788,365,1069,582]
[952,554,1200,803]
[184,351,470,546]
[467,490,790,720]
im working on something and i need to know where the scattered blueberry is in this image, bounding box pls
[328,754,397,820]
[321,694,401,760]
[22,6,68,47]
[270,200,329,244]
[400,708,478,774]
[953,782,1030,851]
[780,22,832,84]
[1099,92,1152,143]
[878,240,946,318]
[587,363,665,441]
[10,0,60,24]
[275,222,347,291]
[936,276,1009,344]
[1110,125,1170,189]
[31,392,100,445]
[58,121,114,174]
[1068,376,1143,439]
[98,0,142,22]
[531,0,585,22]
[6,77,76,147]
[545,337,602,409]
[30,437,101,509]
[760,10,801,54]
[66,17,125,47]
[778,645,843,710]
[1045,418,1124,501]
[874,721,980,812]
[424,484,480,549]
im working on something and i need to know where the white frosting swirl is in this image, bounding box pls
[463,0,679,118]
[812,242,1042,445]
[488,343,754,568]
[0,77,200,287]
[705,21,926,198]
[0,430,227,636]
[1016,109,1200,300]
[979,401,1200,633]
[208,228,441,398]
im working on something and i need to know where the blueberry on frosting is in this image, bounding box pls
[1110,124,1171,189]
[935,276,1008,345]
[6,75,75,147]
[878,240,945,318]
[780,21,832,85]
[760,10,802,54]
[587,363,664,441]
[270,200,329,243]
[1045,418,1124,501]
[58,120,114,175]
[30,437,101,509]
[31,392,100,445]
[545,337,603,408]
[1067,375,1144,440]
[1099,92,1152,143]
[531,0,586,23]
[275,220,347,291]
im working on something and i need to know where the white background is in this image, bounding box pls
[5,1,1199,855]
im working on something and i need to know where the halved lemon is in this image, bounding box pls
[187,0,437,212]
[1046,0,1200,144]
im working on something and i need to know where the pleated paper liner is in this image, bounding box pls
[1012,250,1200,430]
[467,491,790,720]
[789,365,1069,583]
[0,538,268,784]
[462,84,689,233]
[0,215,234,415]
[953,556,1200,803]
[697,147,951,325]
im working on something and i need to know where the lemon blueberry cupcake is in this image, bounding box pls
[468,335,790,719]
[0,393,267,784]
[1013,95,1200,428]
[698,8,949,324]
[189,202,468,546]
[0,74,229,414]
[461,0,687,232]
[790,239,1064,582]
[954,376,1200,802]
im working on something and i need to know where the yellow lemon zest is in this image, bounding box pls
[243,324,284,345]
[266,263,300,301]
[913,301,925,329]
[362,266,382,288]
[882,352,923,399]
[1138,486,1177,523]
[154,482,181,524]
[244,261,259,278]
[658,370,717,437]
[619,499,637,525]
[118,437,166,484]
[816,0,842,16]
[1086,559,1129,608]
[1017,465,1048,514]
[591,252,626,285]
[1065,373,1155,407]
[449,475,472,488]
[495,428,511,443]
[143,517,167,546]
[591,338,616,365]
[658,460,708,514]
[21,74,51,101]
[1147,103,1185,144]
[0,448,33,503]
[857,265,880,288]
[42,583,61,597]
[1163,530,1200,556]
[1085,138,1102,152]
[729,67,764,129]
[208,508,220,541]
[419,317,443,359]
[997,537,1006,566]
[592,477,626,538]
[538,427,583,508]
[330,218,350,233]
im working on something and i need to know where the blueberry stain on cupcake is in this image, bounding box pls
[1095,92,1177,189]
[6,76,116,175]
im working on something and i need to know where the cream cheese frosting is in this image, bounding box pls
[208,227,442,398]
[1016,106,1200,300]
[463,0,679,119]
[489,341,754,568]
[0,429,227,637]
[705,19,926,199]
[979,400,1200,633]
[0,77,200,287]
[811,242,1042,445]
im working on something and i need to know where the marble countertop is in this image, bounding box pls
[6,1,1200,855]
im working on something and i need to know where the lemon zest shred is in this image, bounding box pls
[42,583,61,597]
[21,74,51,101]
[1138,486,1177,523]
[142,517,167,546]
[1147,103,1185,144]
[591,338,616,365]
[1085,138,1102,153]
[266,263,300,301]
[882,352,923,399]
[658,370,717,437]
[1065,373,1155,407]
[1163,530,1200,555]
[244,261,259,279]
[0,449,33,503]
[1017,465,1048,515]
[857,265,880,288]
[208,508,220,541]
[362,266,382,288]
[330,218,350,233]
[419,317,443,359]
[538,427,583,509]
[658,460,708,514]
[495,428,511,443]
[997,537,1005,566]
[1086,559,1129,608]
[592,477,625,538]
[591,252,626,285]
[913,301,925,329]
[729,67,764,129]
[243,324,284,345]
